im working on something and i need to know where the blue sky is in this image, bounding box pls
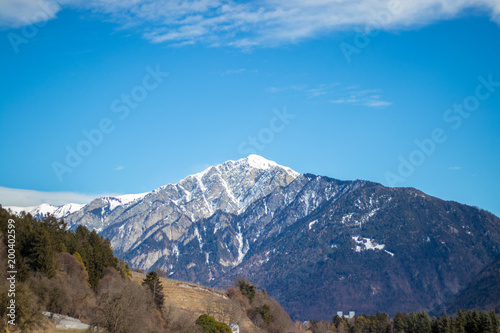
[0,0,499,217]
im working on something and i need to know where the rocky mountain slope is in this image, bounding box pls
[441,256,500,315]
[5,155,500,320]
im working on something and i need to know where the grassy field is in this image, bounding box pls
[131,272,231,317]
[131,272,258,331]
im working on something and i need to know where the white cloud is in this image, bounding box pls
[448,166,462,170]
[330,87,392,108]
[113,165,125,171]
[265,85,307,93]
[1,0,499,46]
[0,0,61,28]
[266,83,340,98]
[0,186,103,207]
[266,83,391,107]
[220,68,247,75]
[365,100,392,107]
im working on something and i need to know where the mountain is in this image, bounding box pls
[6,203,84,220]
[57,192,148,232]
[440,256,500,315]
[5,155,500,320]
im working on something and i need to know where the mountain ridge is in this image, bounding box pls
[4,155,500,319]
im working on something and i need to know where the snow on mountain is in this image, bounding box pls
[6,155,296,229]
[102,193,149,211]
[352,236,385,252]
[246,154,298,175]
[5,193,148,220]
[163,154,299,217]
[27,155,296,261]
[6,203,85,219]
[3,154,500,320]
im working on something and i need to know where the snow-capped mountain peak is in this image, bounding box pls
[178,155,299,215]
[54,154,301,257]
[4,155,500,320]
[6,203,85,220]
[102,193,149,211]
[5,155,296,223]
[192,155,299,179]
[245,154,299,176]
[6,154,303,262]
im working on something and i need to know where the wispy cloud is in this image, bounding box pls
[448,166,462,170]
[265,85,307,94]
[220,68,258,76]
[266,83,391,107]
[330,88,392,108]
[0,186,102,207]
[266,83,340,98]
[2,0,499,46]
[114,165,125,171]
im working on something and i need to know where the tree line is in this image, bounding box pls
[308,309,499,333]
[0,206,135,331]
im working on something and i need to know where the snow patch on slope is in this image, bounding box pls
[308,220,318,230]
[235,225,249,266]
[352,236,385,252]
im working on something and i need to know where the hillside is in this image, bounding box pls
[441,256,500,315]
[129,271,261,332]
[193,179,500,319]
[6,155,500,320]
[0,206,296,332]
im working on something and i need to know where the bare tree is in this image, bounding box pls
[90,268,159,333]
[163,308,202,333]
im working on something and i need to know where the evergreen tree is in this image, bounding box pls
[142,271,165,309]
[431,317,439,333]
[394,312,408,333]
[24,225,55,277]
[409,311,432,333]
[236,277,256,303]
[84,230,118,289]
[374,312,391,333]
[408,312,419,333]
[0,207,125,330]
[256,304,273,327]
[489,310,499,333]
[439,313,451,333]
[479,311,494,333]
[454,310,467,333]
[333,314,343,329]
[196,314,231,333]
[117,259,132,281]
[465,310,481,333]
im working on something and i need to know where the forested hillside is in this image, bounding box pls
[0,206,295,333]
[0,206,130,331]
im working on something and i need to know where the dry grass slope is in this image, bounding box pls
[130,272,260,332]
